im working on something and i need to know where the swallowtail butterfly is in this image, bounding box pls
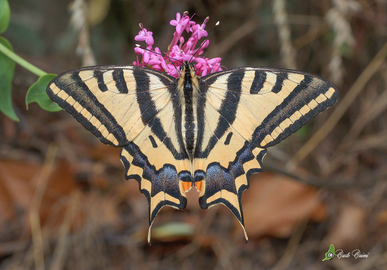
[47,62,338,242]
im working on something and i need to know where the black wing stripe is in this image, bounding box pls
[149,135,158,148]
[113,69,129,93]
[224,132,233,145]
[132,68,188,160]
[271,72,287,93]
[253,75,338,147]
[94,70,108,92]
[133,69,157,124]
[199,70,244,156]
[48,72,128,146]
[250,71,266,94]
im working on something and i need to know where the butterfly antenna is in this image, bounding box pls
[189,21,220,63]
[169,60,180,76]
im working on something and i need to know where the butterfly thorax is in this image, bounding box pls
[178,62,200,159]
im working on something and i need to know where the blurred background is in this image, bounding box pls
[1,0,386,269]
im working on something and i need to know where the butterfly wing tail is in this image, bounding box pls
[195,145,266,241]
[120,144,190,244]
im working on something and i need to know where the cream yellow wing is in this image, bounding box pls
[47,66,192,243]
[194,67,338,239]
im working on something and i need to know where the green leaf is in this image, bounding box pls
[0,36,18,121]
[26,74,62,112]
[0,0,10,34]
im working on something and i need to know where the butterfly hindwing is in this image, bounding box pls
[193,67,338,235]
[47,66,192,236]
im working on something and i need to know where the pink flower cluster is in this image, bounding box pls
[133,12,222,78]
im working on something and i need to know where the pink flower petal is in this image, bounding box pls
[170,12,181,26]
[134,47,144,54]
[133,13,222,77]
[143,52,150,63]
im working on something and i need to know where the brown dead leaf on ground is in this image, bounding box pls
[0,157,122,248]
[0,160,37,225]
[241,171,327,239]
[377,209,387,225]
[0,159,79,231]
[88,144,122,167]
[325,204,366,249]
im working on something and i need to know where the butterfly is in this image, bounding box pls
[46,62,338,243]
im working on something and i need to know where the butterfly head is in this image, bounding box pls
[178,62,197,78]
[182,61,195,69]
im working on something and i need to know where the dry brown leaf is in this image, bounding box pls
[377,209,387,225]
[0,158,122,239]
[325,204,366,249]
[241,171,327,238]
[88,144,121,167]
[0,170,18,224]
[81,190,121,228]
[0,159,80,231]
[115,177,144,204]
[0,160,41,226]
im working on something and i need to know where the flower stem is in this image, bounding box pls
[0,42,46,77]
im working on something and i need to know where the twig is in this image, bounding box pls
[50,191,80,270]
[273,0,296,69]
[293,23,329,49]
[325,87,387,174]
[266,160,387,189]
[264,163,353,188]
[290,40,387,164]
[325,0,359,85]
[210,19,258,57]
[349,129,387,152]
[70,0,96,66]
[340,87,387,148]
[271,218,309,270]
[29,144,58,270]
